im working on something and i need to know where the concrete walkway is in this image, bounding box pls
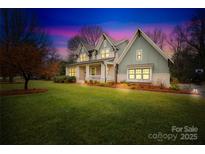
[179,83,205,97]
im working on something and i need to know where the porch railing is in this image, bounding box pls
[89,75,101,80]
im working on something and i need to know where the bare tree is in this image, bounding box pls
[80,25,103,46]
[146,28,167,50]
[167,26,187,53]
[67,25,103,62]
[167,25,197,82]
[67,35,85,51]
[183,9,205,71]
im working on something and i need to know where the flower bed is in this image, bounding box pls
[0,88,48,96]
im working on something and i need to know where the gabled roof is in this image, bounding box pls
[117,29,174,64]
[115,39,129,46]
[76,42,94,55]
[95,33,128,51]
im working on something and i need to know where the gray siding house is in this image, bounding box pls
[66,29,173,87]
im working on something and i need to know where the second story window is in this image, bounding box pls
[101,49,110,58]
[136,49,142,61]
[103,40,107,47]
[80,53,87,61]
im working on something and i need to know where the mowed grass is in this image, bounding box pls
[1,80,205,144]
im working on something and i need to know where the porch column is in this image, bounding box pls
[76,66,80,82]
[65,66,69,76]
[85,64,90,81]
[100,62,107,82]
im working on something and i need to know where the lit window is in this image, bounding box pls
[91,67,96,75]
[136,50,142,61]
[136,69,142,80]
[69,68,76,76]
[142,68,150,80]
[128,69,135,80]
[80,53,87,61]
[128,68,151,80]
[101,49,110,58]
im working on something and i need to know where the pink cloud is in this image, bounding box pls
[106,29,134,41]
[46,27,80,38]
[141,23,175,35]
[57,47,69,59]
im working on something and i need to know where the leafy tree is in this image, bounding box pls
[0,9,58,89]
[58,61,67,75]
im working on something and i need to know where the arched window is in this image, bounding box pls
[101,40,110,58]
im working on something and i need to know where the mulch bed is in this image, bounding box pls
[0,81,24,84]
[0,88,48,96]
[86,83,198,95]
[114,84,196,95]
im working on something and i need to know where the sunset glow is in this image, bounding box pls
[32,8,197,58]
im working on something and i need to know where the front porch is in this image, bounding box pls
[76,62,115,83]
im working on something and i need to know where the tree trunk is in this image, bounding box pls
[24,79,29,90]
[2,76,7,82]
[9,75,13,83]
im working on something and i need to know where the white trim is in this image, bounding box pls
[95,33,116,51]
[115,40,129,46]
[126,67,153,83]
[117,29,173,64]
[76,42,89,55]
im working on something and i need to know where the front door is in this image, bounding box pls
[79,66,86,80]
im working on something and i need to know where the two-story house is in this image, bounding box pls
[66,28,173,87]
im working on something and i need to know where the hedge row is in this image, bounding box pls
[53,76,76,83]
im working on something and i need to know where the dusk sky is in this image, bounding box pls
[32,8,197,58]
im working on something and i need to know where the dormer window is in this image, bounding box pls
[103,40,107,47]
[101,49,110,58]
[80,53,87,61]
[136,49,142,61]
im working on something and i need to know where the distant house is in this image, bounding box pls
[66,29,173,87]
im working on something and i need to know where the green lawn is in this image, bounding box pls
[1,80,205,144]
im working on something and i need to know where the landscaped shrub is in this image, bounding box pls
[65,76,76,83]
[171,77,179,84]
[160,83,165,89]
[106,81,115,86]
[170,83,180,90]
[98,83,106,86]
[53,75,66,83]
[53,76,76,83]
[89,80,94,84]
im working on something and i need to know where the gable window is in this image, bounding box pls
[101,49,110,58]
[136,50,142,61]
[80,53,87,61]
[103,40,107,47]
[69,68,76,76]
[128,68,151,81]
[91,67,96,75]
